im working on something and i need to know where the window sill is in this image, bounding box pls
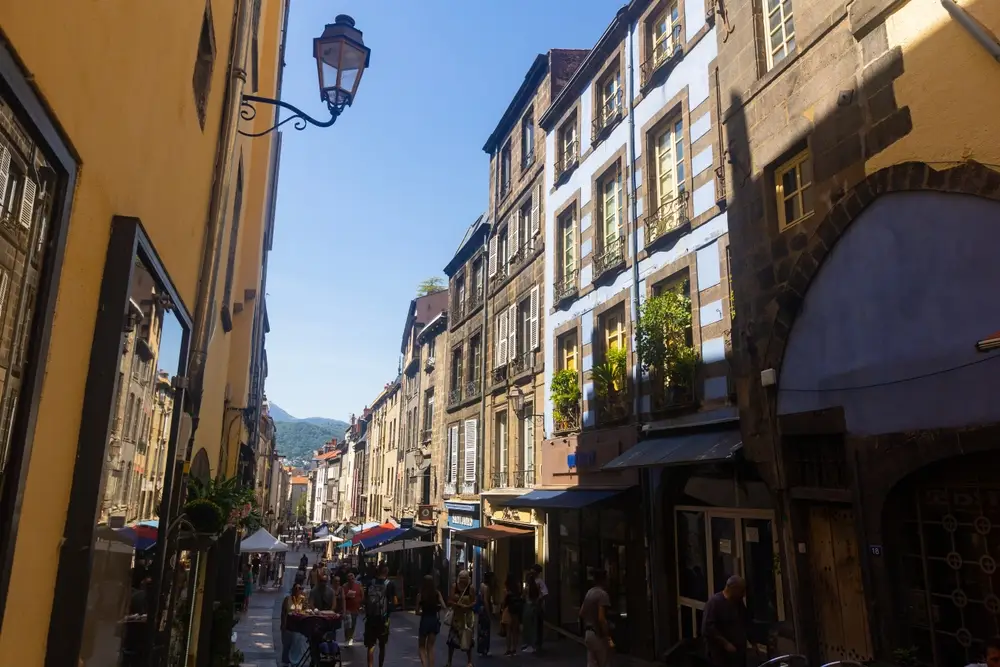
[778,210,814,233]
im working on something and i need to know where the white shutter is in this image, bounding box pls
[488,235,498,277]
[496,311,508,367]
[449,425,459,483]
[0,148,10,217]
[508,304,517,360]
[530,183,540,237]
[463,419,477,483]
[508,218,517,262]
[529,285,540,350]
[0,271,10,321]
[18,179,35,229]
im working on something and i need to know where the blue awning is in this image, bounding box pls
[502,488,626,510]
[602,428,742,471]
[358,527,406,549]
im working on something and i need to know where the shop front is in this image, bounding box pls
[483,502,542,588]
[444,501,482,586]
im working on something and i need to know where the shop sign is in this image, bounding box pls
[448,513,480,530]
[399,517,414,529]
[417,505,434,523]
[492,507,532,525]
[567,450,597,469]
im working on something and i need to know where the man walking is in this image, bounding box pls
[530,564,548,653]
[579,569,613,667]
[343,570,363,646]
[364,563,398,667]
[702,575,748,667]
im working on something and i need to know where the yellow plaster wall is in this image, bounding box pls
[0,0,284,661]
[867,0,1000,173]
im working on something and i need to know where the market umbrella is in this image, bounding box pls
[240,527,289,553]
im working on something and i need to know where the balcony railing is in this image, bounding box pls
[490,262,509,289]
[512,468,535,488]
[555,140,579,182]
[491,365,508,388]
[465,378,482,400]
[554,406,581,434]
[444,481,457,496]
[448,387,462,407]
[452,299,465,322]
[509,350,536,376]
[522,151,535,171]
[644,191,690,246]
[640,32,683,88]
[507,243,527,271]
[554,269,578,304]
[592,90,624,140]
[490,470,509,489]
[598,388,631,425]
[593,235,626,277]
[469,287,484,311]
[650,370,697,414]
[500,179,512,201]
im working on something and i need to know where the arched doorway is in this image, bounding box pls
[883,451,1000,667]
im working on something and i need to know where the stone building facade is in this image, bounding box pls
[415,310,448,537]
[363,378,401,524]
[718,0,1000,663]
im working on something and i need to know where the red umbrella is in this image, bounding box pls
[347,522,394,547]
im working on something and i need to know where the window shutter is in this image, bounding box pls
[0,271,10,321]
[463,419,477,483]
[509,217,518,261]
[488,235,498,277]
[616,167,624,236]
[529,285,540,350]
[0,148,9,218]
[496,311,508,367]
[449,425,459,483]
[530,184,541,237]
[18,178,35,229]
[508,304,517,360]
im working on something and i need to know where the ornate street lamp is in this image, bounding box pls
[240,14,371,137]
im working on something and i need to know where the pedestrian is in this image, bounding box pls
[415,574,447,667]
[501,572,524,656]
[330,575,347,638]
[701,575,748,667]
[251,554,261,583]
[579,568,613,667]
[310,560,324,590]
[343,570,364,646]
[476,571,494,656]
[530,564,548,652]
[280,583,306,667]
[446,570,476,667]
[521,571,539,653]
[308,570,334,611]
[241,563,254,613]
[364,563,397,667]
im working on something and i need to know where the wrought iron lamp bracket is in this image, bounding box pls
[238,94,349,138]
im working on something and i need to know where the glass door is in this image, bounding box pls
[710,516,740,592]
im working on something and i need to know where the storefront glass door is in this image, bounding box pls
[675,507,783,641]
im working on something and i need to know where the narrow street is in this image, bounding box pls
[235,555,596,667]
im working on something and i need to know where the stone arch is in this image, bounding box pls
[760,160,1000,371]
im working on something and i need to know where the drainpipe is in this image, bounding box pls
[625,9,662,657]
[940,0,1000,62]
[185,0,255,448]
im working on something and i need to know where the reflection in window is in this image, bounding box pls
[79,254,184,667]
[677,510,708,600]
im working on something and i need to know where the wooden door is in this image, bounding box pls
[807,505,873,663]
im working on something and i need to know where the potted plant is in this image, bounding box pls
[593,346,629,423]
[182,476,258,543]
[636,287,699,411]
[551,368,582,432]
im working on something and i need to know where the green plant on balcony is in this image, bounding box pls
[551,369,581,431]
[636,287,699,410]
[185,476,260,535]
[593,346,629,422]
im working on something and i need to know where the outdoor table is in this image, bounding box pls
[287,611,341,666]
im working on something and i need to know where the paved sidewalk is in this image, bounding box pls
[234,573,286,666]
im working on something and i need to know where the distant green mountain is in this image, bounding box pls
[269,403,348,466]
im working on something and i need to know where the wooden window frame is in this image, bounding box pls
[559,330,578,372]
[654,117,685,207]
[774,148,813,231]
[763,0,796,71]
[650,2,682,68]
[558,208,575,281]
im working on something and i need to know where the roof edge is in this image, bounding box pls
[482,54,548,154]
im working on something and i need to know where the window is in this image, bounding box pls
[427,336,436,361]
[455,275,466,313]
[450,346,463,391]
[192,0,216,129]
[558,116,578,172]
[521,402,534,484]
[651,3,682,67]
[599,67,622,127]
[654,119,685,206]
[775,149,813,230]
[559,209,575,281]
[221,160,243,332]
[599,165,623,249]
[500,142,512,197]
[494,409,508,477]
[518,199,532,251]
[604,307,626,352]
[471,258,484,302]
[469,333,482,385]
[518,298,531,358]
[559,331,578,371]
[521,110,535,169]
[498,225,509,266]
[764,0,796,70]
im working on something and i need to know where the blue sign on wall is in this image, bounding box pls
[567,450,597,468]
[448,513,481,530]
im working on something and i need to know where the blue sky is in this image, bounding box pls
[265,1,619,420]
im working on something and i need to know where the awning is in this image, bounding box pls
[501,488,626,510]
[368,539,438,555]
[602,428,742,471]
[358,527,406,549]
[455,525,533,541]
